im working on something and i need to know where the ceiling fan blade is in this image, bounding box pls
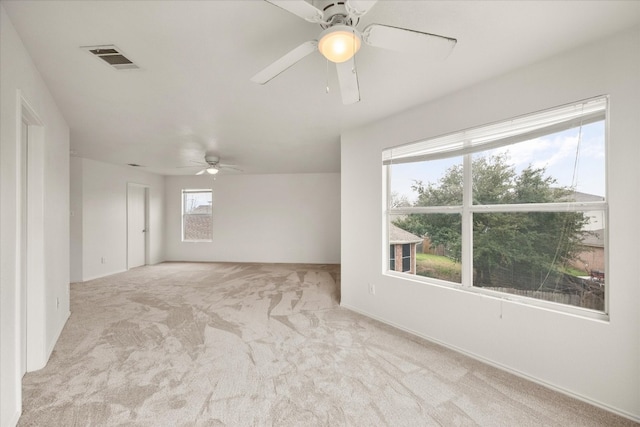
[336,58,360,105]
[177,161,207,169]
[346,0,378,17]
[196,169,206,175]
[219,163,241,169]
[362,24,457,59]
[264,0,324,23]
[251,40,318,85]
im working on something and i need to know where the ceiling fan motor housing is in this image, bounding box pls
[204,155,220,165]
[318,1,357,28]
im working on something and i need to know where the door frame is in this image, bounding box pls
[19,119,28,377]
[18,91,47,374]
[126,183,149,269]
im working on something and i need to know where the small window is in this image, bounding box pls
[402,244,411,272]
[182,189,212,242]
[390,245,396,271]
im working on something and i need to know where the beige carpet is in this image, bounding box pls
[19,262,635,426]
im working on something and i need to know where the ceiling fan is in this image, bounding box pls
[251,0,457,104]
[187,155,241,175]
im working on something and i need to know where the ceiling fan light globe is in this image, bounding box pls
[206,167,219,175]
[318,26,362,63]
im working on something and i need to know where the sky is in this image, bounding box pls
[184,191,212,212]
[390,121,606,203]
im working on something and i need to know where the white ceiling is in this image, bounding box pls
[4,0,639,175]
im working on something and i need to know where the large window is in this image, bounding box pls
[384,97,608,316]
[182,189,212,242]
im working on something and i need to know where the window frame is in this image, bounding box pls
[383,96,609,320]
[181,188,213,242]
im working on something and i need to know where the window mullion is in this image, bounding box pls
[390,206,463,215]
[470,201,607,213]
[461,152,473,287]
[384,164,391,273]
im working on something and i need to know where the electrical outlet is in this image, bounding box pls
[368,282,376,295]
[101,257,106,264]
[56,297,60,309]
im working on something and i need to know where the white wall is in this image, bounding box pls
[0,5,70,426]
[165,173,340,264]
[70,157,83,282]
[70,158,165,281]
[341,27,640,420]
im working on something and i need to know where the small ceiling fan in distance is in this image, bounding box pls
[186,155,241,175]
[251,0,457,104]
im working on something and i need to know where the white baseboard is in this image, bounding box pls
[46,310,70,358]
[340,302,640,423]
[81,269,127,282]
[8,409,20,427]
[27,311,70,373]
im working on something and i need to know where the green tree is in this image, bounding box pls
[393,154,588,289]
[389,191,411,208]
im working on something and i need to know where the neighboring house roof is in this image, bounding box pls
[582,228,604,248]
[389,223,422,244]
[190,204,212,214]
[567,191,605,203]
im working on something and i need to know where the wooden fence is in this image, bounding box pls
[483,287,604,311]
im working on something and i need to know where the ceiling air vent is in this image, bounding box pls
[82,45,139,70]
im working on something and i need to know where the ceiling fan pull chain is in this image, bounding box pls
[352,33,358,74]
[326,58,330,94]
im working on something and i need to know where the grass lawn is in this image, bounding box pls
[559,266,589,277]
[415,253,587,283]
[416,253,461,282]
